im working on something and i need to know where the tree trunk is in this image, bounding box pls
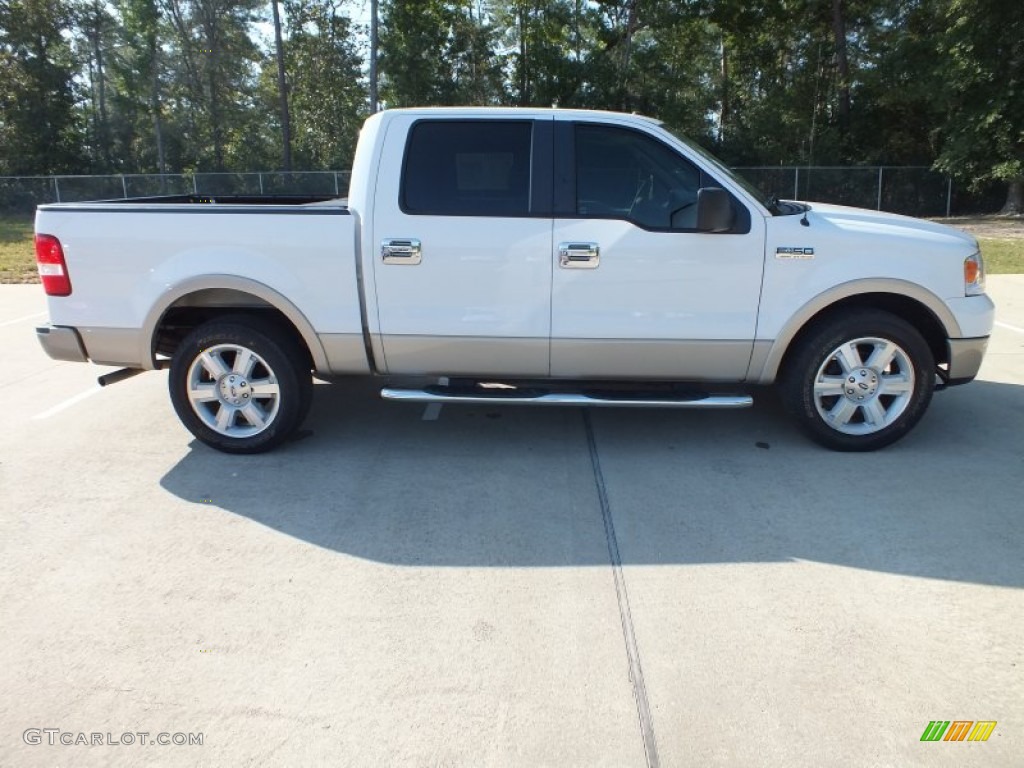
[151,61,166,176]
[518,6,529,106]
[207,65,224,171]
[719,36,729,143]
[1001,178,1024,214]
[369,0,378,113]
[620,0,638,109]
[831,0,850,133]
[89,2,111,169]
[271,0,292,172]
[87,57,99,161]
[198,9,225,171]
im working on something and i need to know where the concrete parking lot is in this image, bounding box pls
[1,279,1022,767]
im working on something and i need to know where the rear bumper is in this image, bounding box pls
[36,325,88,363]
[946,336,989,385]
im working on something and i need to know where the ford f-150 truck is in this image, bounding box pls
[34,108,994,453]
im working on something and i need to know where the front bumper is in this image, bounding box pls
[36,325,89,363]
[945,337,989,385]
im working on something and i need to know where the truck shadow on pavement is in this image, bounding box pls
[160,377,1024,587]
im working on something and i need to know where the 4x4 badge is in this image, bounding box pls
[776,247,815,259]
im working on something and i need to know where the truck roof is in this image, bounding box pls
[375,106,664,126]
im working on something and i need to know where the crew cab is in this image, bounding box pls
[34,108,994,453]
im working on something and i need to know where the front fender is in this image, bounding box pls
[749,278,961,384]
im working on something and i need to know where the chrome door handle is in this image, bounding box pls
[558,242,600,269]
[382,238,422,265]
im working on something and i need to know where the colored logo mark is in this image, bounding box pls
[920,720,997,742]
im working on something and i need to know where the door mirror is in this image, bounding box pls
[696,187,734,233]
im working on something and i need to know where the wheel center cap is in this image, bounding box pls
[217,374,251,406]
[844,368,879,401]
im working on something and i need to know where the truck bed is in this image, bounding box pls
[39,194,348,210]
[35,196,366,375]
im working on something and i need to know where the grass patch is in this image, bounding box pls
[979,237,1024,274]
[0,215,36,283]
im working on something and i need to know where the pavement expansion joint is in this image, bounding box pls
[583,409,661,768]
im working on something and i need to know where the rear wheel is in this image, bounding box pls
[169,317,312,454]
[780,310,935,451]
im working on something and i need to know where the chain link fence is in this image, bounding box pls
[0,171,352,213]
[0,166,1001,217]
[733,166,1010,217]
[732,166,956,218]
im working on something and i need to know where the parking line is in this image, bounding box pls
[0,311,46,328]
[32,386,104,420]
[422,403,442,421]
[995,320,1024,335]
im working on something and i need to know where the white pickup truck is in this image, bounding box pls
[35,107,994,453]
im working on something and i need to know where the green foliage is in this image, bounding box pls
[380,0,504,106]
[933,0,1024,191]
[282,0,366,169]
[159,0,268,171]
[0,0,1021,211]
[0,0,83,173]
[106,0,166,172]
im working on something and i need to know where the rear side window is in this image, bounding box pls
[402,121,533,216]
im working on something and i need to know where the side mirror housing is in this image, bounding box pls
[696,187,735,233]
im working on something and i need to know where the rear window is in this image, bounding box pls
[402,121,533,216]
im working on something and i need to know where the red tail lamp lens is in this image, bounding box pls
[35,234,72,296]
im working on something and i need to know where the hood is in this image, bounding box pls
[799,202,979,252]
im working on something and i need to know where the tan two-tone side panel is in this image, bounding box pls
[552,339,754,381]
[749,278,962,384]
[377,336,549,377]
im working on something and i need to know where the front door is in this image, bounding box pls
[371,116,554,376]
[550,121,765,380]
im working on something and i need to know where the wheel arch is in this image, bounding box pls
[753,279,959,384]
[142,275,328,373]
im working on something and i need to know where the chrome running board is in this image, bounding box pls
[381,386,752,409]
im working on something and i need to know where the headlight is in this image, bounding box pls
[964,251,985,296]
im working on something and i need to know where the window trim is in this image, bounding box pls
[398,118,554,218]
[554,121,751,235]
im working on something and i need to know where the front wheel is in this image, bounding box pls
[169,317,312,454]
[780,310,935,451]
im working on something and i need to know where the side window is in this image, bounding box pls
[575,124,702,230]
[402,121,533,216]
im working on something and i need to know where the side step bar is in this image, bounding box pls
[381,386,752,409]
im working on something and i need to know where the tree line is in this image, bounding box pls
[1,0,1021,211]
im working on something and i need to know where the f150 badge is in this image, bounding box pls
[776,247,815,259]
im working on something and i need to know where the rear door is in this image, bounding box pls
[371,116,554,376]
[550,120,765,380]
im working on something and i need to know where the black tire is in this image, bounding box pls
[779,309,935,451]
[168,316,313,454]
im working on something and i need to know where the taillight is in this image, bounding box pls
[35,234,72,296]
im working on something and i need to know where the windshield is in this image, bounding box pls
[662,127,775,211]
